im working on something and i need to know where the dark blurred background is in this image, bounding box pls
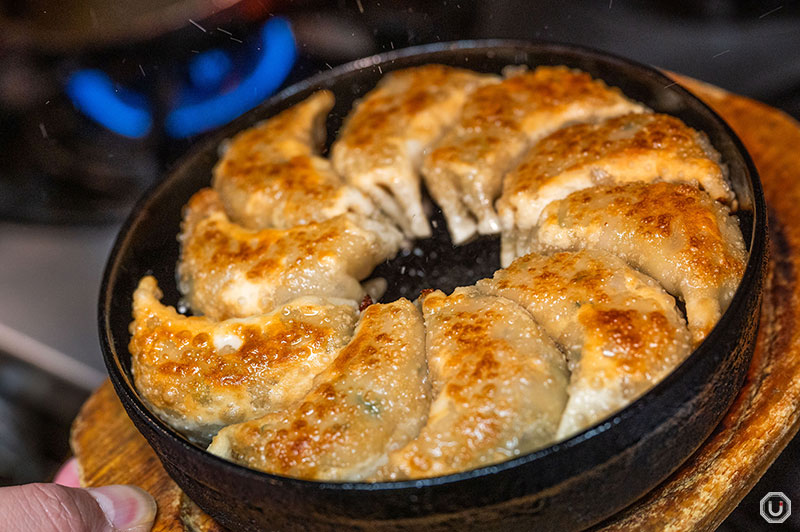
[0,0,797,529]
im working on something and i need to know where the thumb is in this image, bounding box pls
[0,482,156,532]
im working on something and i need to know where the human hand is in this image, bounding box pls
[0,458,156,532]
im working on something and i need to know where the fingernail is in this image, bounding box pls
[53,458,81,488]
[87,485,157,531]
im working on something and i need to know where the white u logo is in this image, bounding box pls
[768,499,784,517]
[761,492,791,523]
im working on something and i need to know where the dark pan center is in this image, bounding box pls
[368,191,501,303]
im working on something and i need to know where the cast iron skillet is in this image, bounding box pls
[100,40,768,531]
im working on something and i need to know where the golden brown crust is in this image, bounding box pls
[387,287,568,478]
[459,66,636,132]
[212,91,376,230]
[591,72,796,532]
[129,276,358,440]
[332,64,495,237]
[131,65,742,485]
[536,182,746,344]
[208,299,430,481]
[177,188,402,320]
[483,250,622,303]
[497,113,732,257]
[335,65,492,155]
[477,250,692,438]
[423,66,645,243]
[577,307,675,380]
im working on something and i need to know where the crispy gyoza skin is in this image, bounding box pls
[387,287,568,478]
[497,112,732,266]
[177,188,402,320]
[130,276,358,441]
[208,299,430,481]
[477,250,692,439]
[535,182,746,345]
[213,91,376,230]
[332,65,496,238]
[423,66,645,244]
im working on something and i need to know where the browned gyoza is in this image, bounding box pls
[387,287,568,478]
[535,182,746,345]
[129,60,748,484]
[497,112,732,266]
[177,188,401,320]
[332,64,496,238]
[129,276,358,441]
[477,250,692,439]
[213,90,376,231]
[423,66,645,244]
[208,299,430,481]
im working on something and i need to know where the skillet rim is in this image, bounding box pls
[98,38,767,493]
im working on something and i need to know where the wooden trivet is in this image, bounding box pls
[71,77,800,531]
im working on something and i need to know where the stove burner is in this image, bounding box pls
[0,15,295,225]
[65,17,296,139]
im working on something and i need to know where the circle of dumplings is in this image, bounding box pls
[129,64,746,482]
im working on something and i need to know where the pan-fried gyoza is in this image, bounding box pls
[387,287,568,478]
[535,182,746,345]
[422,66,645,244]
[130,63,747,482]
[208,299,430,481]
[130,276,358,441]
[332,64,495,238]
[477,251,692,438]
[213,91,376,231]
[177,188,402,320]
[497,113,733,266]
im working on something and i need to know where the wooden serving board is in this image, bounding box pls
[71,77,800,531]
